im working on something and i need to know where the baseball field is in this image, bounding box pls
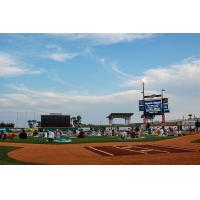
[0,133,200,165]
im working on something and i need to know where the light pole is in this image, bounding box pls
[16,112,19,128]
[141,81,146,124]
[188,114,192,133]
[161,89,166,129]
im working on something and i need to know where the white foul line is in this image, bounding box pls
[118,145,170,154]
[131,145,170,154]
[114,146,148,154]
[88,146,114,156]
[148,144,199,152]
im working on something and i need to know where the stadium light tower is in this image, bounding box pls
[188,114,192,119]
[141,79,146,124]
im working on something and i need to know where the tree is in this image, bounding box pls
[27,120,33,128]
[36,121,41,127]
[71,116,82,127]
[0,122,15,128]
[77,115,82,127]
[188,114,192,119]
[71,117,76,127]
[27,120,38,128]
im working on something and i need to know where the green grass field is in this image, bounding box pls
[192,139,200,143]
[0,135,176,144]
[0,146,32,165]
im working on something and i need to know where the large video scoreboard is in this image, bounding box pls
[145,100,162,115]
[139,98,169,116]
[41,114,71,128]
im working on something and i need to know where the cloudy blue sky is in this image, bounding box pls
[0,33,200,127]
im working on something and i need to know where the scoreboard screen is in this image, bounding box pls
[139,97,169,116]
[144,100,162,115]
[41,115,71,127]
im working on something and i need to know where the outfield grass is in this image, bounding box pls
[0,146,32,165]
[0,137,52,144]
[70,135,177,143]
[192,139,200,143]
[0,135,176,144]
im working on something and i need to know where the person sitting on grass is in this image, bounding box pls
[101,129,105,136]
[121,130,127,139]
[135,126,140,138]
[2,130,7,140]
[178,129,182,136]
[55,129,61,138]
[156,128,159,135]
[44,129,48,138]
[38,129,43,137]
[130,130,136,138]
[0,130,3,139]
[78,129,85,138]
[160,128,164,136]
[47,131,54,143]
[73,129,76,136]
[112,129,115,136]
[33,130,38,137]
[126,129,131,138]
[19,129,27,139]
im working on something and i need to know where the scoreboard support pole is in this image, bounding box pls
[143,115,147,124]
[161,89,166,129]
[162,113,165,128]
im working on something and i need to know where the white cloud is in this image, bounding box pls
[42,52,78,62]
[7,84,64,99]
[6,84,140,105]
[49,33,155,45]
[1,84,143,124]
[3,93,39,106]
[46,71,81,89]
[45,44,61,50]
[0,52,41,77]
[4,83,172,125]
[120,58,200,92]
[112,64,135,79]
[90,33,154,45]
